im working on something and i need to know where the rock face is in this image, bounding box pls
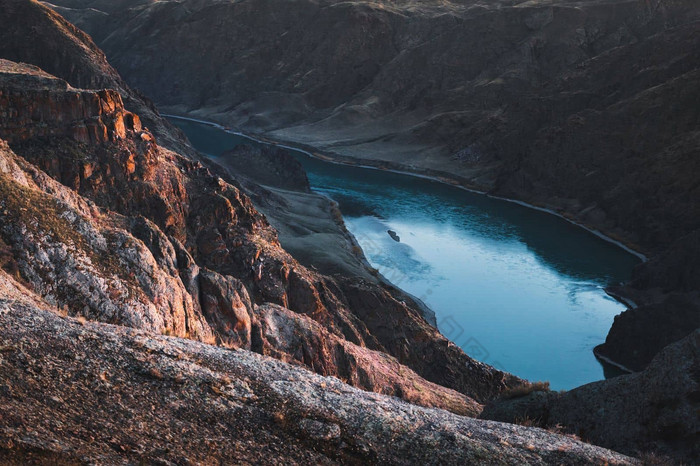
[481,329,700,463]
[0,0,529,416]
[597,230,700,371]
[219,143,311,192]
[0,272,635,465]
[0,0,194,156]
[0,61,142,145]
[0,57,523,412]
[252,303,481,416]
[595,293,700,372]
[48,0,700,370]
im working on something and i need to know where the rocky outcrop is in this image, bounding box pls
[595,293,700,372]
[481,329,700,463]
[597,230,700,371]
[0,271,636,465]
[219,143,311,192]
[0,60,142,145]
[0,0,194,156]
[0,56,523,413]
[338,277,518,402]
[252,303,481,416]
[0,136,216,341]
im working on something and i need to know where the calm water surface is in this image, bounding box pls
[171,117,641,390]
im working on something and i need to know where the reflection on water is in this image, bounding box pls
[170,117,640,390]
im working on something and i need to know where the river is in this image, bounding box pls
[170,117,641,390]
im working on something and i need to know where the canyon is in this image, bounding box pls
[0,0,697,462]
[46,0,700,374]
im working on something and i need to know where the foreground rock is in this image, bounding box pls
[0,272,635,465]
[481,329,700,463]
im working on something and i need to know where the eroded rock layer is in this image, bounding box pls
[0,270,634,465]
[0,55,521,413]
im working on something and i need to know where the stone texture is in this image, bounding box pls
[481,330,700,463]
[252,303,482,416]
[0,271,636,465]
[219,143,311,192]
[0,57,520,411]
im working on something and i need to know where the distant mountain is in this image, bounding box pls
[49,0,700,251]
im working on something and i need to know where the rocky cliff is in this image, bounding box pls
[0,0,194,155]
[0,269,634,464]
[48,0,700,375]
[0,58,521,414]
[0,0,697,461]
[481,329,700,463]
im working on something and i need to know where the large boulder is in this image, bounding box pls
[481,329,700,462]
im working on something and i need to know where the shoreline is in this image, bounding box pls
[166,111,643,381]
[592,347,635,374]
[167,113,439,326]
[163,113,648,263]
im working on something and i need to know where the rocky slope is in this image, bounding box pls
[0,270,635,465]
[0,0,695,461]
[0,57,521,414]
[1,0,193,155]
[481,329,700,463]
[219,143,311,192]
[48,0,700,373]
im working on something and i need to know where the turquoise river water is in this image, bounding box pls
[170,117,641,390]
